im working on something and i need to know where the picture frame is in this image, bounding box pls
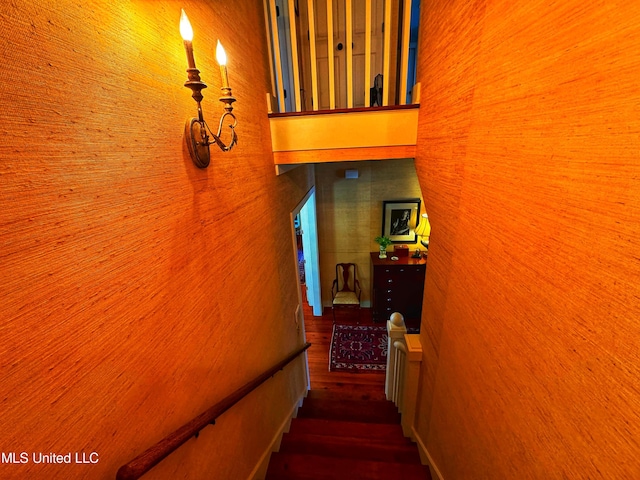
[382,199,421,244]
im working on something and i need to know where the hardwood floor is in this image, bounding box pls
[303,304,387,402]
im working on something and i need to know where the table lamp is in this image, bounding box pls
[412,213,431,257]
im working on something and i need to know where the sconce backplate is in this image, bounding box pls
[185,118,211,168]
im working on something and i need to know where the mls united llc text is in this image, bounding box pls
[2,452,99,464]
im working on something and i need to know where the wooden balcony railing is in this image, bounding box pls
[264,0,421,113]
[116,342,312,480]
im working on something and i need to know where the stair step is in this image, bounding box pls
[288,418,412,445]
[306,383,388,403]
[266,386,430,478]
[298,397,401,424]
[306,387,387,402]
[265,452,430,480]
[279,432,422,464]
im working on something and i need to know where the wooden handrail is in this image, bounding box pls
[116,342,312,480]
[267,103,419,118]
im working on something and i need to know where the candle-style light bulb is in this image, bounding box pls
[216,40,230,89]
[180,9,196,69]
[216,41,227,65]
[179,9,193,41]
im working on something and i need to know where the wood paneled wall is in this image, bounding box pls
[315,159,423,308]
[0,1,313,479]
[414,0,640,478]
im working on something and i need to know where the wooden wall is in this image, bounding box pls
[0,1,313,479]
[315,159,423,308]
[414,0,640,478]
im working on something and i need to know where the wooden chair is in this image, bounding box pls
[331,263,362,322]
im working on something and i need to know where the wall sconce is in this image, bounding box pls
[180,9,237,168]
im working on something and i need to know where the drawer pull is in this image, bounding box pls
[387,279,393,283]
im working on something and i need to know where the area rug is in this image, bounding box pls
[329,324,388,372]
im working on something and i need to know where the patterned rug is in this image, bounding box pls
[329,324,388,372]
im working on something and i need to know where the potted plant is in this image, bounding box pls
[374,236,392,258]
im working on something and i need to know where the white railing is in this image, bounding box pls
[264,0,421,113]
[386,312,422,438]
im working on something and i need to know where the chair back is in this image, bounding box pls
[335,263,357,292]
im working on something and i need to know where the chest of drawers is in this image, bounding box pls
[370,252,426,327]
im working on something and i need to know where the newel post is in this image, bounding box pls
[385,312,407,401]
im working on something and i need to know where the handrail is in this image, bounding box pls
[116,342,312,480]
[268,103,419,118]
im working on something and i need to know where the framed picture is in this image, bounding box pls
[382,199,421,244]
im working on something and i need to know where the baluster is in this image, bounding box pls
[394,340,407,410]
[307,0,319,110]
[399,0,413,104]
[288,0,302,111]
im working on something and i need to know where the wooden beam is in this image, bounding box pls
[273,145,416,165]
[270,105,419,151]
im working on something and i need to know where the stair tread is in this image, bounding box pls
[305,388,387,402]
[266,452,430,480]
[299,396,401,424]
[279,432,422,463]
[305,392,397,407]
[288,418,412,444]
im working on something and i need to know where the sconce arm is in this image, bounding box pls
[210,111,238,152]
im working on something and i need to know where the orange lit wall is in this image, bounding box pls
[414,1,640,478]
[0,1,312,479]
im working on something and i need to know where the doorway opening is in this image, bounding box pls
[291,186,322,317]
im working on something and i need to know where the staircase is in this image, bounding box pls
[266,390,432,479]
